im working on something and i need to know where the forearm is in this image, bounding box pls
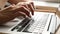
[0,10,17,25]
[0,5,20,24]
[0,13,15,24]
[0,13,10,24]
[0,9,20,25]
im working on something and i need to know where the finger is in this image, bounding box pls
[0,5,16,14]
[17,2,31,9]
[22,4,28,9]
[18,12,31,18]
[16,3,31,17]
[14,6,31,17]
[17,2,34,15]
[17,3,28,9]
[27,4,34,15]
[14,12,26,18]
[16,2,31,10]
[30,2,35,9]
[0,5,13,11]
[15,11,31,18]
[19,7,31,17]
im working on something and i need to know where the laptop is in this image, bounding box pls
[5,12,56,34]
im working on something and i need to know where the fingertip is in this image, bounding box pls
[28,4,34,15]
[30,2,34,4]
[29,15,31,18]
[30,2,35,9]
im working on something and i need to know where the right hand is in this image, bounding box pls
[17,2,34,15]
[0,2,34,24]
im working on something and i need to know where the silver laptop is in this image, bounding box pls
[0,12,56,34]
[7,12,57,34]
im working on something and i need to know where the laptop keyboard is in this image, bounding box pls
[11,18,31,32]
[27,14,50,33]
[10,12,53,33]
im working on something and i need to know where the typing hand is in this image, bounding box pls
[0,2,34,24]
[17,2,34,15]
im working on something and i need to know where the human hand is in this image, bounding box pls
[17,2,34,15]
[0,2,34,24]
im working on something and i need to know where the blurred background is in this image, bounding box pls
[33,0,60,3]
